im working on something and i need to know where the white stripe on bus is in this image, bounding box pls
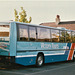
[15,55,37,58]
[15,53,65,58]
[44,53,65,56]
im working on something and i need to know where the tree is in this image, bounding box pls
[14,7,32,23]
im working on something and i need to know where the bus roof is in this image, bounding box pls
[14,21,75,32]
[0,22,10,25]
[0,21,75,32]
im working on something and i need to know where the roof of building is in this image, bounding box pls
[40,21,75,31]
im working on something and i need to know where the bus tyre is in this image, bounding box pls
[36,54,44,67]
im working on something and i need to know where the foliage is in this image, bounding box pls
[14,7,32,23]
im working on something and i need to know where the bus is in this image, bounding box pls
[0,21,75,67]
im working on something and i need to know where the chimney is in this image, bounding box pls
[55,15,60,25]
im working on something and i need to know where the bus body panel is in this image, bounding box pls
[15,56,36,66]
[9,22,17,56]
[17,42,68,50]
[0,24,10,56]
[15,51,67,66]
[0,41,9,56]
[0,22,17,57]
[15,42,75,66]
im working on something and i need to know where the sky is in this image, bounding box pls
[0,0,75,24]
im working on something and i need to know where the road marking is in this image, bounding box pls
[0,63,75,75]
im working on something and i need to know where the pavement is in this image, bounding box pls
[0,60,75,75]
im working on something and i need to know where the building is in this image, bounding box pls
[40,15,75,30]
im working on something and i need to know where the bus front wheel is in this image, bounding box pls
[36,54,44,67]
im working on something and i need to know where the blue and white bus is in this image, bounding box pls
[0,21,75,66]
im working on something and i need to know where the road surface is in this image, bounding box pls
[0,61,75,75]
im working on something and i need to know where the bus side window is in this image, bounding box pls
[17,25,28,41]
[72,31,75,43]
[51,29,59,42]
[37,27,50,42]
[59,31,65,42]
[66,31,71,42]
[29,27,36,41]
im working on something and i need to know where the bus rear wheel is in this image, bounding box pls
[36,54,44,67]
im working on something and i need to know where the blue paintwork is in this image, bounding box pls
[15,53,69,66]
[10,22,17,56]
[44,55,67,63]
[0,41,9,56]
[17,42,67,50]
[15,57,36,66]
[65,43,71,56]
[15,55,68,66]
[15,42,72,66]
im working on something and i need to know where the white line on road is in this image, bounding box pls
[0,63,75,75]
